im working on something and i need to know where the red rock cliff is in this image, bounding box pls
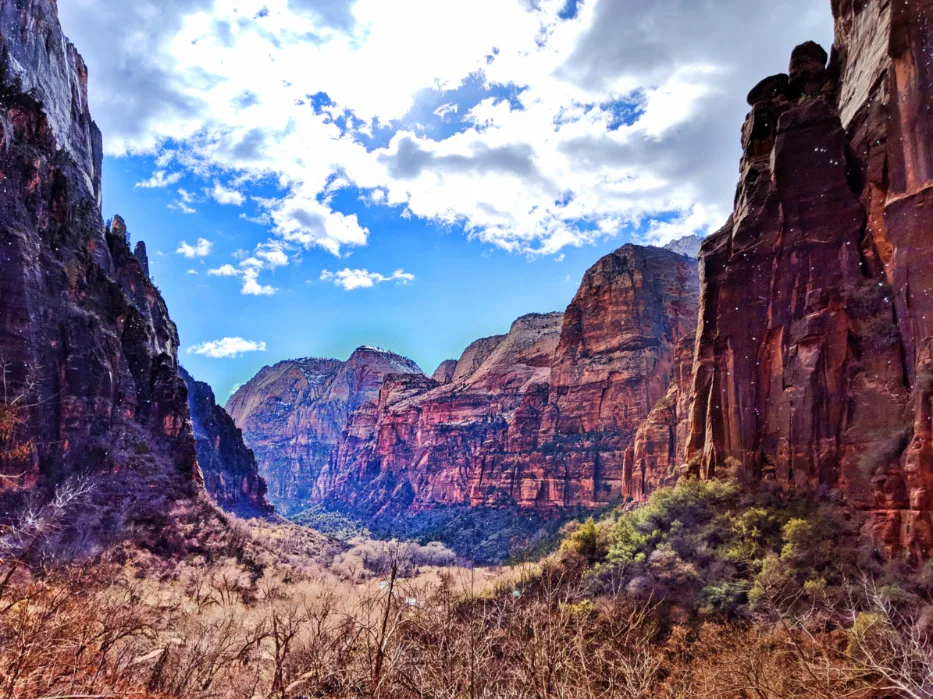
[226,348,422,514]
[314,245,699,515]
[180,367,272,517]
[688,1,933,556]
[0,0,200,535]
[317,313,564,514]
[528,245,700,506]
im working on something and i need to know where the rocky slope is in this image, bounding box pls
[431,360,458,385]
[316,312,565,513]
[687,2,933,557]
[226,348,422,514]
[180,367,272,516]
[309,245,699,515]
[663,235,703,259]
[0,0,201,535]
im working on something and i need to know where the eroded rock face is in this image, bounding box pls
[317,313,565,514]
[180,367,272,517]
[627,336,696,501]
[663,235,703,260]
[688,2,933,557]
[431,360,458,385]
[528,245,700,506]
[0,0,199,528]
[314,245,699,515]
[226,348,422,514]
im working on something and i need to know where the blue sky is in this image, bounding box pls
[104,151,637,398]
[60,0,833,399]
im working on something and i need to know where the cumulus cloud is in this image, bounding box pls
[187,337,267,359]
[136,170,182,188]
[208,241,289,296]
[176,238,213,258]
[320,268,415,291]
[59,0,832,258]
[210,181,246,206]
[433,103,459,120]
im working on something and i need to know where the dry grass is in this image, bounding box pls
[1,473,931,698]
[2,531,931,698]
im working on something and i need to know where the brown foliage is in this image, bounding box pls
[1,525,931,698]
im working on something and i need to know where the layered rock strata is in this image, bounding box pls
[226,348,422,514]
[0,0,200,526]
[312,245,699,514]
[688,7,933,555]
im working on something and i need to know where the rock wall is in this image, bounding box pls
[0,0,200,530]
[317,313,565,514]
[627,335,696,501]
[431,360,458,385]
[312,245,699,515]
[688,1,933,556]
[180,367,272,516]
[531,245,700,506]
[226,348,422,514]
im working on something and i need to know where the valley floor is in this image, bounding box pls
[3,481,932,698]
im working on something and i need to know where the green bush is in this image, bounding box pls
[586,478,869,617]
[559,518,608,564]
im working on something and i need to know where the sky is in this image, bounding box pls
[57,0,833,401]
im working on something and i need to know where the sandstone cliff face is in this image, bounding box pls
[627,336,696,501]
[0,0,199,526]
[180,367,272,516]
[530,245,700,506]
[688,5,933,556]
[317,313,564,514]
[313,245,699,515]
[431,360,458,385]
[226,348,422,514]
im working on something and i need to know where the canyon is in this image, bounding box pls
[1,0,931,560]
[225,348,422,514]
[229,0,933,557]
[233,245,701,517]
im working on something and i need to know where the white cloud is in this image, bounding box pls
[176,238,213,258]
[187,268,199,275]
[210,180,246,206]
[177,188,195,203]
[208,264,240,277]
[320,267,415,291]
[170,200,197,214]
[187,337,267,359]
[208,241,289,295]
[239,268,277,296]
[59,0,833,258]
[433,103,459,120]
[136,170,182,188]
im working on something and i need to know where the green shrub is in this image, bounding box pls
[559,518,608,564]
[588,478,869,617]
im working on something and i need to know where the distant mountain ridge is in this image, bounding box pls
[662,234,703,259]
[232,245,700,518]
[226,347,422,514]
